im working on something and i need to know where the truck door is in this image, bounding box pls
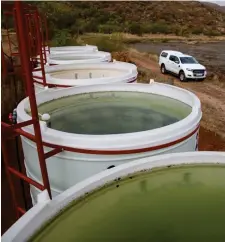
[168,55,175,72]
[173,56,181,74]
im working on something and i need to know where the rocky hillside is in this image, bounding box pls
[202,1,225,13]
[34,1,225,37]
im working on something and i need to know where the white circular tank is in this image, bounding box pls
[49,45,98,54]
[37,45,99,63]
[16,82,202,203]
[33,61,138,92]
[2,152,225,242]
[47,51,111,65]
[41,45,98,55]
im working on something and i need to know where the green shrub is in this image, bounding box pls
[151,23,170,34]
[204,30,221,36]
[51,29,72,46]
[98,24,122,34]
[83,21,99,33]
[142,23,170,34]
[192,27,204,35]
[176,27,191,37]
[83,36,125,52]
[128,23,143,36]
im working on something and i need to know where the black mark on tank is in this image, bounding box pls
[107,165,115,169]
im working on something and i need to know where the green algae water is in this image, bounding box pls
[30,164,225,242]
[37,91,191,134]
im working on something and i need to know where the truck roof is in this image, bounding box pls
[161,50,192,58]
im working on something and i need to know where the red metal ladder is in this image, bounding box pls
[25,9,48,88]
[1,1,62,219]
[31,13,52,88]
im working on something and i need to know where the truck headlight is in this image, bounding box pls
[186,68,193,71]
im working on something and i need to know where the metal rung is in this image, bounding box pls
[12,119,34,129]
[13,128,35,140]
[33,68,42,71]
[44,148,63,159]
[11,52,20,56]
[2,120,35,133]
[17,207,26,215]
[33,75,44,80]
[8,166,45,191]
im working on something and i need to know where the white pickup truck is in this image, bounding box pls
[159,50,207,81]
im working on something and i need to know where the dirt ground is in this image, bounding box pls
[129,51,225,151]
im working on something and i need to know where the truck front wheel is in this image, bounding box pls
[179,71,186,82]
[161,64,167,74]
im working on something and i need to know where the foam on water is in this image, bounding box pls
[37,91,192,135]
[30,164,225,242]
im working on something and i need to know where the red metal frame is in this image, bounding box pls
[2,2,50,85]
[1,1,61,220]
[14,123,200,155]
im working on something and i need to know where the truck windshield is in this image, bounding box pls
[180,57,198,64]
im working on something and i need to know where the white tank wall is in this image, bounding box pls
[33,62,138,93]
[21,131,199,203]
[47,51,111,65]
[16,82,202,203]
[50,45,98,54]
[37,45,98,63]
[2,152,225,242]
[51,69,126,79]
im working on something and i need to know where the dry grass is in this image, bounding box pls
[111,51,132,62]
[137,67,174,85]
[206,72,225,88]
[112,51,174,85]
[128,47,158,59]
[84,32,225,43]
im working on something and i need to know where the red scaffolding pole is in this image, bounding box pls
[1,1,62,221]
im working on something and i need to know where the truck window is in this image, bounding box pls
[174,56,180,63]
[169,55,175,62]
[161,52,168,58]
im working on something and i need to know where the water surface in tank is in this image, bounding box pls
[30,164,225,242]
[37,91,192,135]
